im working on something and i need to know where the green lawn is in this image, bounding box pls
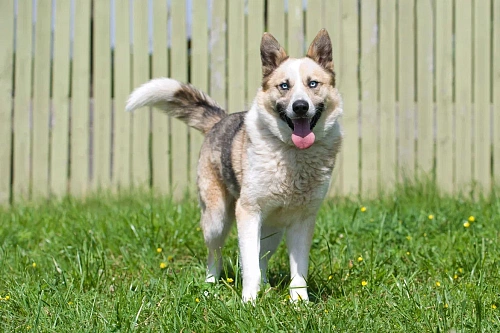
[1,185,499,332]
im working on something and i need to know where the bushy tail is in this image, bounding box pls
[126,78,226,134]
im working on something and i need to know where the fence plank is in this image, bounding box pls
[228,0,245,112]
[340,0,360,196]
[70,0,91,196]
[13,0,33,201]
[246,0,264,105]
[267,1,285,47]
[170,0,189,199]
[324,0,341,65]
[474,0,492,194]
[306,0,322,44]
[113,0,131,189]
[416,0,434,177]
[211,0,227,109]
[51,0,71,197]
[324,0,343,197]
[379,0,396,194]
[93,0,112,189]
[32,0,52,199]
[436,0,453,193]
[454,1,472,193]
[287,0,304,57]
[190,0,209,194]
[131,0,150,188]
[494,0,500,186]
[0,0,14,204]
[151,0,170,194]
[398,0,415,180]
[360,0,378,197]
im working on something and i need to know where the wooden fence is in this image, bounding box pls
[0,0,499,204]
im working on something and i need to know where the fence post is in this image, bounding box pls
[0,0,14,205]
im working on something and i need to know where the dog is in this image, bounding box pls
[126,29,343,302]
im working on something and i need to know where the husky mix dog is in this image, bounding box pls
[126,29,343,302]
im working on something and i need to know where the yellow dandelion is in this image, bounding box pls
[226,278,234,283]
[435,281,441,287]
[492,304,497,310]
[196,227,201,232]
[458,268,463,273]
[357,256,363,262]
[324,309,329,313]
[468,216,475,222]
[361,280,368,286]
[360,206,367,212]
[464,222,470,228]
[406,235,412,241]
[428,215,434,220]
[406,252,410,256]
[5,295,10,300]
[328,275,333,280]
[167,255,174,262]
[32,262,36,268]
[453,274,458,279]
[195,297,200,303]
[68,301,73,305]
[156,247,162,253]
[444,303,449,309]
[26,326,31,330]
[160,262,167,269]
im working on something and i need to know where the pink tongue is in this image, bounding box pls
[291,118,315,149]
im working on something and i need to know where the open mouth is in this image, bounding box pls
[276,103,325,149]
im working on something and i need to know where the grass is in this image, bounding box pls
[1,184,500,332]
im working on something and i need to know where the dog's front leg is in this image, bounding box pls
[286,217,316,301]
[236,200,262,303]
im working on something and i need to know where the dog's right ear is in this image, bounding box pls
[260,33,288,78]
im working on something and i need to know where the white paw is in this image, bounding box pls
[241,285,259,304]
[205,275,217,283]
[290,288,309,302]
[241,292,257,304]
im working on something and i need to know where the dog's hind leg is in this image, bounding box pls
[202,197,234,283]
[198,162,235,283]
[259,226,284,285]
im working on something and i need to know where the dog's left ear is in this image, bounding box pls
[306,29,333,72]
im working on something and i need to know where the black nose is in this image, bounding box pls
[292,100,309,116]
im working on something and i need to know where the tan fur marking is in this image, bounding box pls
[230,128,247,189]
[258,57,336,119]
[299,58,337,105]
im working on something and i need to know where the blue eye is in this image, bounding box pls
[308,80,318,88]
[279,82,289,90]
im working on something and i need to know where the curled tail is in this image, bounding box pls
[126,78,227,134]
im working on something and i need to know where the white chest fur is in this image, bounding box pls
[245,144,334,207]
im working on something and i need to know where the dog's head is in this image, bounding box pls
[255,29,342,149]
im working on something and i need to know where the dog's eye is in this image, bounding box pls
[279,82,289,90]
[308,81,319,88]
